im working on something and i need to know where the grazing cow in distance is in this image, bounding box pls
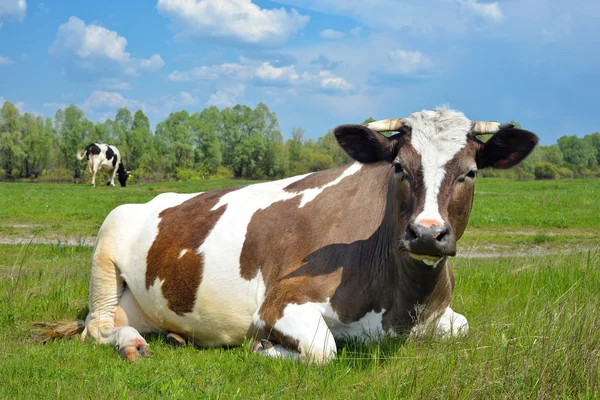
[42,108,538,363]
[76,143,130,187]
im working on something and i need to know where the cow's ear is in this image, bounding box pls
[476,127,539,169]
[334,124,396,163]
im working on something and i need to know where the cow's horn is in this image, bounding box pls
[366,118,405,132]
[471,121,503,135]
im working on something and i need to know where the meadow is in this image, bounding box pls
[0,178,599,398]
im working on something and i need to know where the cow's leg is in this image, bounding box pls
[81,244,152,361]
[411,306,468,338]
[90,168,98,187]
[108,167,117,186]
[90,158,101,187]
[252,302,337,364]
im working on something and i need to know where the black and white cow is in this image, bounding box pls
[76,143,130,187]
[44,108,537,363]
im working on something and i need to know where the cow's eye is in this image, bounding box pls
[458,170,477,182]
[392,160,404,177]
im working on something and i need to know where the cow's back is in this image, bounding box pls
[95,164,393,346]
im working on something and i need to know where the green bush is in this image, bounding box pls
[534,162,558,180]
[36,168,75,183]
[309,154,336,172]
[175,167,204,181]
[557,167,574,179]
[130,168,167,184]
[211,165,234,180]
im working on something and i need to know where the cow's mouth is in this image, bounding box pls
[408,252,444,266]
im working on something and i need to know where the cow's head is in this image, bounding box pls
[117,163,131,187]
[334,108,538,264]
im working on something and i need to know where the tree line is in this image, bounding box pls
[0,100,598,183]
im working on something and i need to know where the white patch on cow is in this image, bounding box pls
[407,108,472,225]
[311,301,393,340]
[296,162,362,207]
[274,302,337,363]
[178,249,188,259]
[411,306,469,338]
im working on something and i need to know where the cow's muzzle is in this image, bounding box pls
[404,221,456,260]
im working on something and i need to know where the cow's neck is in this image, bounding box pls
[361,171,449,327]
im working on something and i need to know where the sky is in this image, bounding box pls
[1,0,599,144]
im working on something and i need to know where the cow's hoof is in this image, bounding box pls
[118,340,152,361]
[166,332,187,346]
[250,339,273,352]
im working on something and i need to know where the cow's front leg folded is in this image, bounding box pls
[251,300,337,364]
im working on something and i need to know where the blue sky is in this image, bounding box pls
[1,0,599,144]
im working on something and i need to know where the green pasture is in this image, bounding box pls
[0,178,599,398]
[0,245,598,398]
[0,178,598,255]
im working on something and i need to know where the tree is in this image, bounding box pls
[189,107,222,175]
[0,101,25,177]
[558,135,598,168]
[534,162,558,180]
[126,110,153,170]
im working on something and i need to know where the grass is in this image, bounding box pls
[0,177,599,398]
[0,244,598,398]
[1,178,598,255]
[0,179,253,239]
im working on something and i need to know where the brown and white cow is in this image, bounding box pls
[45,108,537,363]
[76,143,130,187]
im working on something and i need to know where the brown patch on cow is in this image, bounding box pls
[439,142,479,240]
[241,162,449,335]
[146,186,240,315]
[283,164,352,192]
[242,163,393,326]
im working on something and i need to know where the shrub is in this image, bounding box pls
[175,167,204,181]
[557,167,574,179]
[211,165,234,180]
[36,168,76,183]
[309,154,336,172]
[534,162,558,180]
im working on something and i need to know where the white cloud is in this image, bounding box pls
[320,29,345,40]
[168,62,250,82]
[139,54,165,71]
[207,84,246,107]
[178,91,197,106]
[156,0,309,46]
[272,0,503,34]
[168,57,355,95]
[385,49,432,75]
[350,26,362,37]
[49,17,164,81]
[0,0,26,26]
[83,90,131,110]
[255,62,300,83]
[459,0,503,24]
[255,62,354,93]
[0,55,14,65]
[368,48,433,85]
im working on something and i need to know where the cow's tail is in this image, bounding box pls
[76,150,86,161]
[32,320,85,342]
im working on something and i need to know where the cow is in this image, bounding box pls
[76,143,130,187]
[42,108,538,363]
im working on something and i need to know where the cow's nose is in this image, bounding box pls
[405,221,456,258]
